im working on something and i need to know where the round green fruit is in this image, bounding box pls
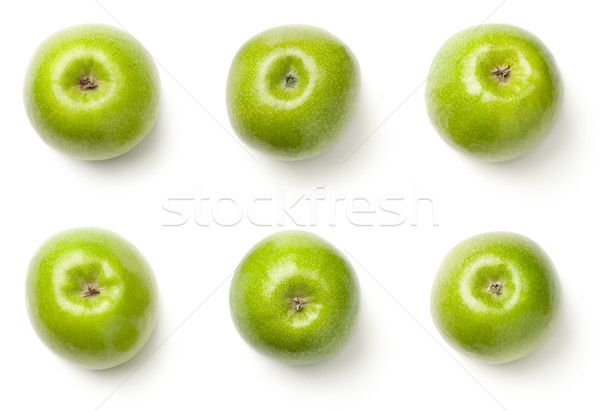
[226,25,360,160]
[24,24,160,160]
[431,232,561,364]
[26,228,158,369]
[425,24,562,162]
[229,230,360,364]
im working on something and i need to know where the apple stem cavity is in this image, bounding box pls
[283,71,298,89]
[79,75,99,91]
[82,282,101,298]
[491,65,511,84]
[290,295,307,312]
[488,282,503,295]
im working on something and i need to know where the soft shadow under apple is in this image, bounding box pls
[467,91,576,182]
[252,86,376,182]
[76,306,166,380]
[492,300,571,374]
[69,101,169,177]
[260,306,371,380]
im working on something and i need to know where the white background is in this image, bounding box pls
[1,0,595,409]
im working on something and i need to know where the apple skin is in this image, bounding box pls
[25,228,158,369]
[226,25,360,160]
[425,24,562,162]
[24,24,160,160]
[229,231,360,365]
[431,232,561,364]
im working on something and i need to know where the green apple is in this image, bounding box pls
[226,25,360,160]
[26,228,158,369]
[425,24,562,161]
[24,24,160,160]
[229,230,360,364]
[431,232,561,364]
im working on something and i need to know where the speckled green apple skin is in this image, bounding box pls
[226,25,360,160]
[431,232,561,364]
[425,24,562,162]
[25,228,158,369]
[230,231,360,364]
[24,24,160,160]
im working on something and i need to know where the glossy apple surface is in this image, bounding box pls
[431,232,561,363]
[425,24,562,161]
[24,24,160,160]
[26,228,158,369]
[229,230,360,364]
[226,25,360,160]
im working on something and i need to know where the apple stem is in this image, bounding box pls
[80,75,99,91]
[491,65,511,84]
[283,71,298,89]
[290,295,307,312]
[488,282,503,295]
[82,282,101,298]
